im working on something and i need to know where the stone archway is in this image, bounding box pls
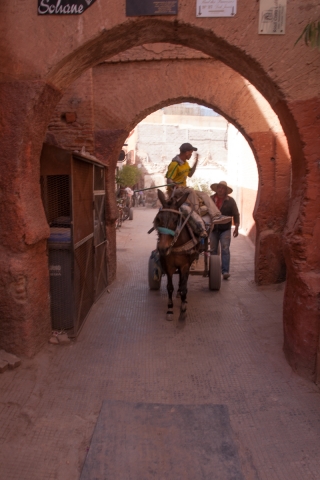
[89,59,290,286]
[1,10,319,380]
[46,57,290,287]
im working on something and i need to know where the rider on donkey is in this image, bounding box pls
[166,143,231,237]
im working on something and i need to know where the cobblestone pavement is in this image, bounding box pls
[1,208,320,479]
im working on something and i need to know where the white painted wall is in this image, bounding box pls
[125,104,258,239]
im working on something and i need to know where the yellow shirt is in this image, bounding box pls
[166,159,190,187]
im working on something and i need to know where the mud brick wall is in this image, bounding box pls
[46,70,95,155]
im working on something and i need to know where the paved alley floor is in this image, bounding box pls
[1,208,320,479]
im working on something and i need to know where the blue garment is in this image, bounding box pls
[210,229,231,274]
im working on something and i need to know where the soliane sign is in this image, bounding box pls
[38,0,97,15]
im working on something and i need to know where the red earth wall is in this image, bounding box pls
[0,2,319,381]
[46,70,96,155]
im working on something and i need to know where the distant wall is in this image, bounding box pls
[227,124,258,243]
[127,108,258,241]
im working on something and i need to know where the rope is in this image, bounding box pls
[169,208,193,249]
[158,208,183,215]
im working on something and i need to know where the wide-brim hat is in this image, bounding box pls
[210,181,233,194]
[179,142,197,152]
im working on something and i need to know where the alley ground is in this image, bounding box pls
[1,208,320,479]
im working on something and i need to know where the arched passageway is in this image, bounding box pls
[47,58,290,285]
[1,8,319,381]
[89,59,290,287]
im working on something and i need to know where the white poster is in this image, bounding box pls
[196,0,237,18]
[259,0,286,34]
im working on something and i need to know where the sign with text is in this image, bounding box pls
[196,0,237,17]
[126,0,178,16]
[259,0,286,34]
[38,0,97,15]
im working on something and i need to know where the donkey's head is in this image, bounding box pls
[154,189,189,255]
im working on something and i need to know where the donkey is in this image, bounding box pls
[154,189,200,321]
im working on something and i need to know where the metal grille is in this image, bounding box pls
[40,147,108,336]
[40,175,70,225]
[74,238,94,333]
[42,173,73,331]
[72,159,93,244]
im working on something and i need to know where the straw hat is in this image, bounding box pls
[210,181,233,194]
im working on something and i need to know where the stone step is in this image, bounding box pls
[0,359,8,374]
[49,333,71,345]
[0,350,21,372]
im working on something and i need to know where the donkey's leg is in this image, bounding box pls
[166,272,175,321]
[178,266,190,322]
[176,267,181,298]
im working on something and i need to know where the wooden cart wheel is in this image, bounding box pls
[148,256,161,290]
[209,255,221,291]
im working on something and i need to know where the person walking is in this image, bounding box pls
[209,181,240,280]
[138,190,145,207]
[124,186,134,207]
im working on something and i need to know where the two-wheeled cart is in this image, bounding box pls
[189,234,221,291]
[148,226,221,292]
[144,182,221,291]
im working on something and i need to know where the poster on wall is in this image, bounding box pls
[126,0,178,16]
[259,0,286,34]
[196,0,237,18]
[38,0,97,15]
